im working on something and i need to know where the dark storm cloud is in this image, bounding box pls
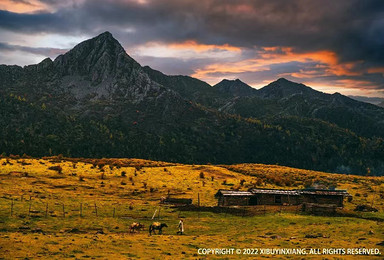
[135,55,212,76]
[0,0,383,65]
[0,10,69,33]
[1,0,384,92]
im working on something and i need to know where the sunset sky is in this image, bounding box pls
[0,0,384,97]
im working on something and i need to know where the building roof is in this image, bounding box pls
[216,188,351,197]
[249,188,300,195]
[215,190,253,197]
[299,189,351,196]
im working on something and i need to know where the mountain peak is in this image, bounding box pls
[97,31,113,38]
[276,77,290,82]
[53,31,138,82]
[258,78,321,99]
[214,79,257,97]
[92,31,121,47]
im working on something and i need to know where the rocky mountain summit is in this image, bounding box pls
[214,79,258,97]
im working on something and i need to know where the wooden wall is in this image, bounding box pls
[301,195,343,207]
[217,196,250,206]
[217,194,345,207]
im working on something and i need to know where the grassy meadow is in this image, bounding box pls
[0,157,383,259]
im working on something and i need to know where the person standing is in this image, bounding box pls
[177,219,184,235]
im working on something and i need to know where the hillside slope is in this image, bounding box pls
[0,157,383,259]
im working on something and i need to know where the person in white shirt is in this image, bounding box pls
[177,219,184,235]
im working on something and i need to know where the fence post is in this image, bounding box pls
[10,198,14,216]
[152,209,158,220]
[197,193,200,218]
[28,197,32,216]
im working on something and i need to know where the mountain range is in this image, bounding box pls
[349,95,384,106]
[1,32,383,176]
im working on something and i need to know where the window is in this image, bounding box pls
[249,196,258,205]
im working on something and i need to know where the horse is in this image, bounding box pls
[149,222,168,235]
[129,222,145,233]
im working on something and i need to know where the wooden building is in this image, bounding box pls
[215,190,254,206]
[215,188,351,208]
[248,188,301,205]
[299,189,350,207]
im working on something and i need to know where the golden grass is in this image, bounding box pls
[0,158,383,259]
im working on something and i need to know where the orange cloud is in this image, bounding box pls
[258,47,361,77]
[306,79,382,96]
[0,0,48,13]
[367,67,384,75]
[169,40,241,53]
[192,47,363,82]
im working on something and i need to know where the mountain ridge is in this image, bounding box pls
[0,31,383,175]
[214,79,258,97]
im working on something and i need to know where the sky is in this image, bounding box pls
[0,0,384,97]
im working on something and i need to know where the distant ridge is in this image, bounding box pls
[348,95,384,106]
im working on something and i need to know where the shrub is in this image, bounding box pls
[121,171,127,177]
[199,172,205,179]
[304,179,313,188]
[48,165,62,174]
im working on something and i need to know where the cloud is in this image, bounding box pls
[0,42,66,56]
[0,0,384,95]
[0,41,67,65]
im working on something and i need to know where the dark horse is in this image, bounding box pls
[149,222,168,235]
[129,222,145,233]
